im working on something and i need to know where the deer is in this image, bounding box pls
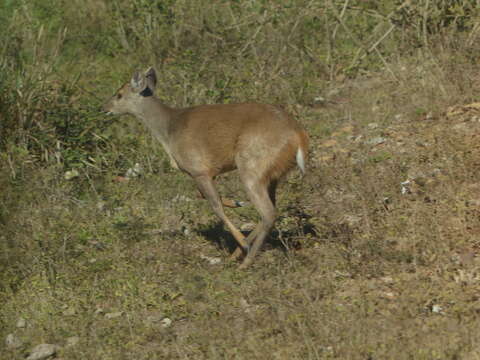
[102,67,309,269]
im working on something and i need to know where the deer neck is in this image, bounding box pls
[133,96,176,147]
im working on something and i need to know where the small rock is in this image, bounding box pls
[125,163,142,178]
[381,291,396,299]
[366,136,387,146]
[105,311,123,319]
[209,257,222,265]
[26,344,60,360]
[96,201,106,211]
[182,226,191,236]
[161,318,172,328]
[381,276,394,284]
[401,179,411,195]
[239,298,251,313]
[172,194,193,203]
[65,336,80,347]
[5,333,23,349]
[240,222,256,232]
[367,122,379,129]
[320,346,334,355]
[312,96,326,106]
[16,317,26,328]
[200,255,222,265]
[64,170,79,180]
[431,304,443,314]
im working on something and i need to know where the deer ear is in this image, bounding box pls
[145,67,157,91]
[130,70,147,93]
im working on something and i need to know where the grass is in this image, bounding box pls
[2,0,480,359]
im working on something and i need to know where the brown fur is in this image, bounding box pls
[102,68,309,269]
[263,129,309,185]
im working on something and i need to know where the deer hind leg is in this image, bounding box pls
[196,189,245,208]
[237,177,277,269]
[193,175,249,253]
[220,197,245,208]
[229,180,277,261]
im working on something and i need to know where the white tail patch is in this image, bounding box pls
[296,147,306,174]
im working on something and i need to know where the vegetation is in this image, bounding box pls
[1,0,480,358]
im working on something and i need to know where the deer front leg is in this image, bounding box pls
[193,175,249,254]
[229,226,260,261]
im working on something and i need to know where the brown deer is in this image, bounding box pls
[102,67,309,269]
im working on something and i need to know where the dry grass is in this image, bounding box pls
[2,1,480,359]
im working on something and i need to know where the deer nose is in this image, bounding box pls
[101,102,112,114]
